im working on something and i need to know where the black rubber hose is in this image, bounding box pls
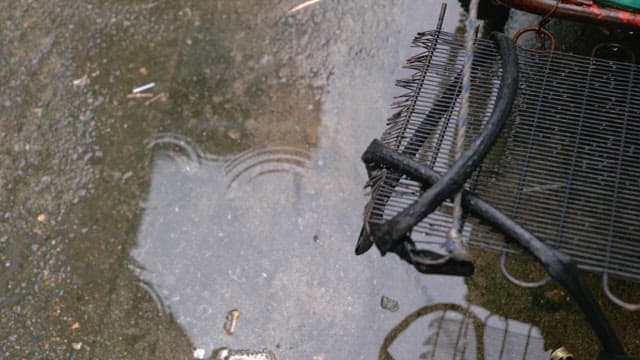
[371,32,520,254]
[361,138,627,356]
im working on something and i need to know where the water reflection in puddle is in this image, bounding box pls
[383,303,547,359]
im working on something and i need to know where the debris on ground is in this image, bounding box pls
[72,74,89,88]
[223,309,241,335]
[193,348,206,359]
[132,82,156,93]
[380,295,399,312]
[127,93,154,99]
[144,92,168,106]
[211,347,277,360]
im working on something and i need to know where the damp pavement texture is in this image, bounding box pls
[1,1,640,359]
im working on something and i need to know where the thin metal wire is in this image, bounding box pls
[431,309,447,359]
[454,304,473,359]
[521,326,535,360]
[498,317,509,359]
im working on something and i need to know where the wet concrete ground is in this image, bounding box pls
[1,0,639,359]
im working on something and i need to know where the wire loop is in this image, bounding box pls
[500,248,552,288]
[513,27,556,52]
[603,273,640,311]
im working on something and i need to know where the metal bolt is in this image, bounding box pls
[224,309,240,335]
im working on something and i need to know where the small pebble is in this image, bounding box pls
[193,348,205,359]
[37,214,46,223]
[380,295,399,312]
[227,129,241,140]
[71,342,82,350]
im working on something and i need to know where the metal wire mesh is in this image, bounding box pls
[365,30,640,283]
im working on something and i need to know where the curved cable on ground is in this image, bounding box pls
[361,139,627,357]
[372,32,520,255]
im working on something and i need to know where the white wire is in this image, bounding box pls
[447,0,480,261]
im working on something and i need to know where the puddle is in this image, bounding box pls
[2,0,639,359]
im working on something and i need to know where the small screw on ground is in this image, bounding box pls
[223,309,240,335]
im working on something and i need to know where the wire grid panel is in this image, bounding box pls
[366,30,640,282]
[472,39,640,282]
